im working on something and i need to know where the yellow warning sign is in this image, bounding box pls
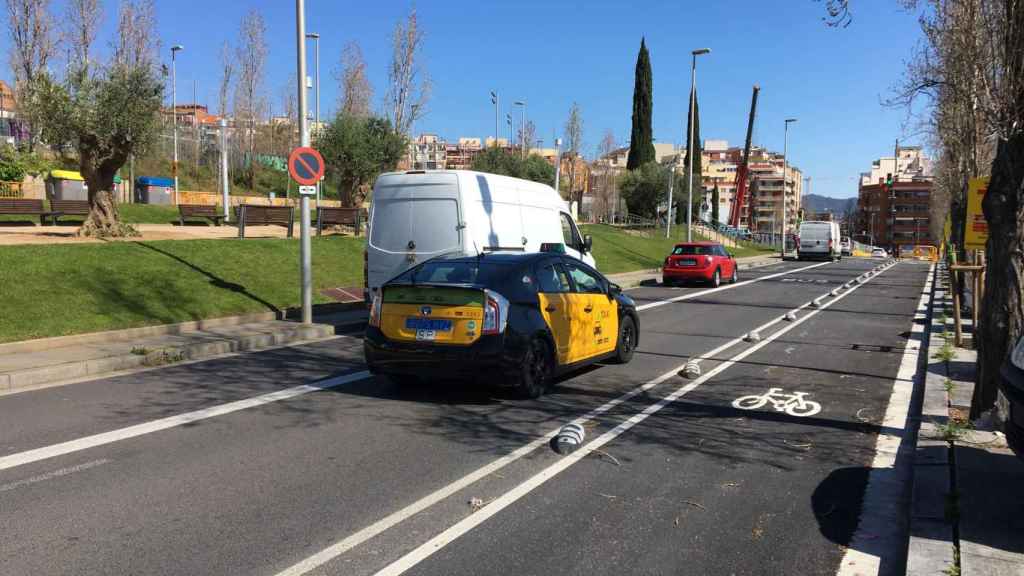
[964,177,989,250]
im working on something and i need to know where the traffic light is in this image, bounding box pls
[885,173,893,187]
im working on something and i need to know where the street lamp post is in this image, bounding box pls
[685,48,710,242]
[514,100,526,159]
[780,118,798,259]
[506,114,512,146]
[171,44,184,204]
[554,138,562,193]
[490,91,499,147]
[666,156,676,238]
[306,32,320,205]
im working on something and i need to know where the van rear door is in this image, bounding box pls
[368,173,462,293]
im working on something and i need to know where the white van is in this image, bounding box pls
[365,170,596,298]
[797,220,842,261]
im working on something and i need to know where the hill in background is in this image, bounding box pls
[803,194,856,216]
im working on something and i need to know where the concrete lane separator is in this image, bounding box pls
[369,258,901,576]
[836,262,935,576]
[0,370,372,473]
[636,260,832,312]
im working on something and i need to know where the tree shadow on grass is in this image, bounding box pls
[133,241,280,313]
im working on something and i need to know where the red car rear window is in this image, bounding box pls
[672,245,716,256]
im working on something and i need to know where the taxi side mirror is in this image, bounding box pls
[608,282,622,295]
[583,234,593,253]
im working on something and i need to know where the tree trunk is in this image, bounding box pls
[973,133,1024,418]
[79,162,138,238]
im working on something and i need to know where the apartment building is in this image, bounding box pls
[749,162,803,234]
[857,147,934,248]
[445,137,483,170]
[409,134,447,170]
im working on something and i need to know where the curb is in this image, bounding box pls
[906,263,957,575]
[0,322,336,396]
[0,301,364,355]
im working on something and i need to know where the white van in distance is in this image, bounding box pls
[797,220,842,261]
[365,170,596,298]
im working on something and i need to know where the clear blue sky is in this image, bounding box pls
[1,0,925,198]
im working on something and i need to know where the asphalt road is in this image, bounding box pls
[0,257,932,576]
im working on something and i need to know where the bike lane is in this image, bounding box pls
[389,261,930,576]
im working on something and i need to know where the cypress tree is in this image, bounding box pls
[626,38,655,170]
[711,183,720,223]
[681,91,703,224]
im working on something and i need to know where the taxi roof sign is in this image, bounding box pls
[540,243,566,254]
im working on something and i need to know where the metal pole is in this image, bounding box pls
[667,157,675,238]
[554,138,562,193]
[220,118,230,221]
[781,118,797,259]
[313,33,320,205]
[684,50,710,240]
[172,47,180,204]
[296,0,312,325]
[491,91,499,147]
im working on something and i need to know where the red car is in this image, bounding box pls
[662,242,739,287]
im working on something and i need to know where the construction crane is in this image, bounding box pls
[728,85,760,228]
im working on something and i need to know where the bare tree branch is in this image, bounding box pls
[386,7,430,134]
[336,41,372,118]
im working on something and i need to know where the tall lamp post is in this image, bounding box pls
[506,114,512,146]
[490,91,499,147]
[780,117,797,258]
[305,32,320,205]
[685,48,710,242]
[514,100,527,158]
[554,138,562,193]
[171,44,184,204]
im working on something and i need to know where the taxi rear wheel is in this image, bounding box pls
[515,338,552,399]
[613,316,637,364]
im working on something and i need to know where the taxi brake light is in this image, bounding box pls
[482,289,509,335]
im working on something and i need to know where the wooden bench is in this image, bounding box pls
[235,204,294,238]
[48,199,91,224]
[0,198,57,225]
[317,207,364,236]
[178,204,226,226]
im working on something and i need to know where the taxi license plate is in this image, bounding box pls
[416,329,437,341]
[405,318,453,332]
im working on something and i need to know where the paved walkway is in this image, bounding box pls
[906,262,1024,575]
[0,223,355,245]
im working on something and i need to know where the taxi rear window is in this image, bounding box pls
[392,260,533,301]
[394,260,509,285]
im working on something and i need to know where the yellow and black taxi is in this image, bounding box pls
[364,249,639,398]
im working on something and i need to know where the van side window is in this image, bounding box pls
[560,213,581,250]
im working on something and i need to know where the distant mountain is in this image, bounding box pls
[803,194,856,216]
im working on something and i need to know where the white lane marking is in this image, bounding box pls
[636,261,832,311]
[275,263,878,576]
[372,261,898,576]
[732,388,822,417]
[0,370,371,473]
[836,262,934,576]
[0,458,111,493]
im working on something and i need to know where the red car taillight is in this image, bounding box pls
[482,289,509,335]
[703,255,713,266]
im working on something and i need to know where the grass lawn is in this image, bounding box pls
[580,224,775,275]
[0,236,365,343]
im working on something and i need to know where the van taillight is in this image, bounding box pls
[363,249,370,309]
[369,293,382,327]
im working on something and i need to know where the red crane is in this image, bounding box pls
[728,85,760,228]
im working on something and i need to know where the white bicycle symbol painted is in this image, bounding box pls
[732,388,822,417]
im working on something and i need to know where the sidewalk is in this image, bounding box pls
[0,222,353,245]
[907,263,1024,575]
[605,253,780,289]
[0,306,367,396]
